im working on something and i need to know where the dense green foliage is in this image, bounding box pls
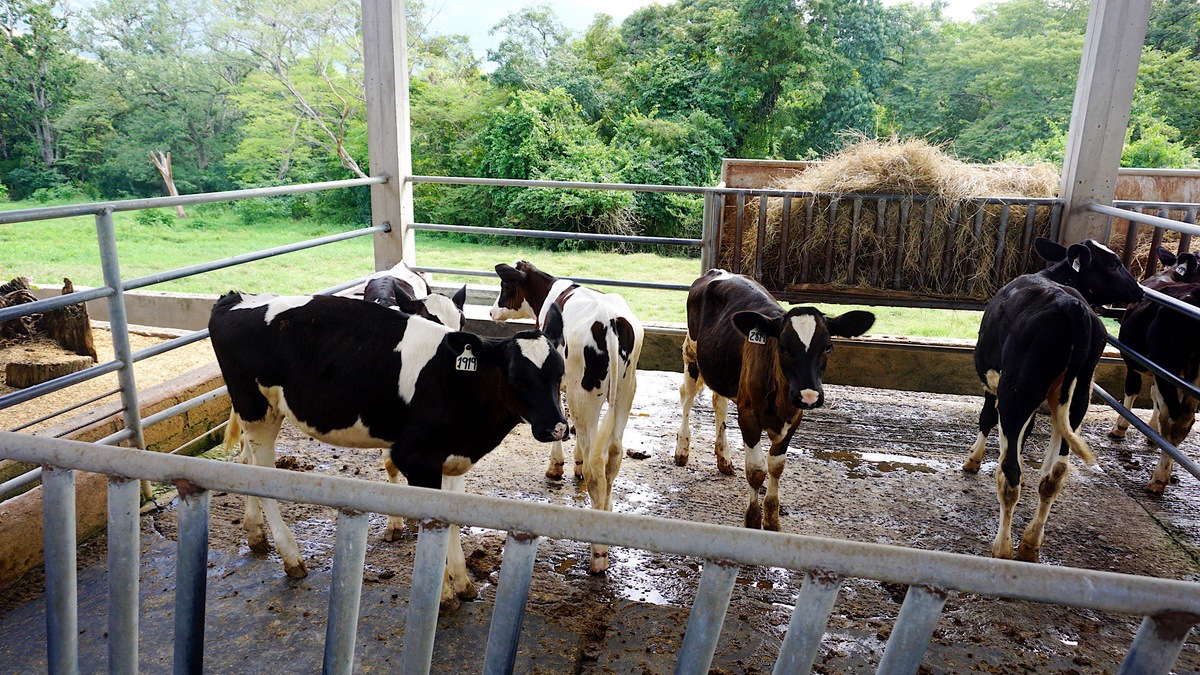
[1,0,1198,239]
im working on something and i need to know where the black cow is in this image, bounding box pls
[964,238,1142,562]
[676,269,874,530]
[211,292,566,608]
[359,261,467,330]
[1108,247,1200,443]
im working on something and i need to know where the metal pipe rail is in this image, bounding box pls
[2,431,1198,675]
[412,265,692,292]
[1093,383,1200,482]
[1087,202,1200,238]
[1105,335,1200,402]
[410,222,702,247]
[0,176,387,225]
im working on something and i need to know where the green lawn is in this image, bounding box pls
[1,197,985,338]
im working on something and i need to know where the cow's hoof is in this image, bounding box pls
[589,553,609,576]
[247,535,270,555]
[991,542,1014,560]
[674,452,689,467]
[574,460,584,480]
[716,457,734,476]
[384,517,405,542]
[1014,543,1039,563]
[1146,479,1168,494]
[545,462,565,480]
[455,578,478,601]
[284,559,308,579]
[763,497,780,531]
[962,457,982,474]
[744,504,763,529]
[1108,426,1127,440]
[439,591,461,613]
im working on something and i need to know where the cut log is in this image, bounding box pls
[41,279,98,361]
[6,356,92,388]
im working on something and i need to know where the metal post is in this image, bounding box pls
[399,519,451,675]
[173,487,210,675]
[773,571,842,675]
[483,532,541,675]
[42,465,78,675]
[876,585,948,675]
[323,509,370,675]
[107,476,141,674]
[95,208,150,500]
[675,559,739,675]
[701,191,716,271]
[1118,613,1197,675]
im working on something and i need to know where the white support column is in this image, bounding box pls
[1057,0,1153,244]
[362,0,414,269]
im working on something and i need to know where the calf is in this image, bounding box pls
[1108,247,1199,443]
[1108,282,1200,491]
[210,292,566,608]
[964,238,1143,562]
[675,269,874,530]
[358,261,467,330]
[490,261,643,574]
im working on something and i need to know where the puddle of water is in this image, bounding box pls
[811,447,943,479]
[608,548,672,605]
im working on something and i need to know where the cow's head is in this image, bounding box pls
[1035,237,1143,306]
[391,286,468,330]
[1155,247,1200,283]
[492,260,540,319]
[731,307,875,410]
[448,304,567,442]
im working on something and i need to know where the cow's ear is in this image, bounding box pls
[542,303,564,348]
[1157,246,1178,267]
[1067,243,1091,272]
[495,263,526,283]
[451,285,468,310]
[445,332,495,362]
[827,310,875,338]
[393,295,423,315]
[732,311,781,340]
[1035,237,1067,262]
[1180,252,1198,277]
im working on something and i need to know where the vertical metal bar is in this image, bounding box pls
[108,476,140,675]
[1145,209,1167,278]
[876,585,948,675]
[43,465,78,675]
[715,194,726,270]
[322,509,370,675]
[940,206,961,287]
[1020,204,1037,271]
[733,192,745,275]
[993,203,1011,285]
[917,200,934,286]
[848,198,863,284]
[893,199,910,289]
[1049,201,1064,243]
[173,487,210,675]
[966,203,985,282]
[700,191,715,272]
[399,519,451,675]
[773,571,842,675]
[778,197,792,289]
[483,532,541,675]
[1118,613,1198,675]
[824,200,839,284]
[870,198,887,286]
[95,209,150,500]
[1122,217,1140,268]
[1180,209,1195,253]
[755,195,768,280]
[801,199,814,281]
[674,560,738,675]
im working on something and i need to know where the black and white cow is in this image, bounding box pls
[1108,247,1200,445]
[1108,281,1200,492]
[210,292,566,607]
[490,260,643,574]
[964,238,1143,562]
[357,261,467,330]
[676,269,874,530]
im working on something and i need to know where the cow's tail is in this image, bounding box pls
[223,411,246,462]
[1055,302,1097,464]
[595,320,627,456]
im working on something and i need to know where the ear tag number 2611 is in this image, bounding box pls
[456,345,478,372]
[748,328,767,345]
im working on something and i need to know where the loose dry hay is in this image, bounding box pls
[1110,220,1192,280]
[727,137,1061,301]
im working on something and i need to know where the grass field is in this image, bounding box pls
[1,197,986,338]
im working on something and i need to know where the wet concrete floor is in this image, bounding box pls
[1,371,1199,673]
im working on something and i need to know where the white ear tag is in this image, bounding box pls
[1071,258,1081,272]
[748,327,767,345]
[455,345,478,372]
[1176,264,1188,276]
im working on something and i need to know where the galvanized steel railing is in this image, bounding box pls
[2,431,1199,674]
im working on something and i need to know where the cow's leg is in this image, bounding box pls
[570,389,609,574]
[992,397,1038,560]
[1147,383,1162,443]
[712,393,733,476]
[743,421,768,529]
[762,423,797,532]
[1015,379,1083,563]
[243,413,306,577]
[382,453,406,541]
[964,392,998,473]
[675,336,703,467]
[604,370,637,507]
[440,473,477,606]
[1109,368,1143,439]
[546,392,569,479]
[1148,383,1196,493]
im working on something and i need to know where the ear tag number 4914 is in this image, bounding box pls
[456,345,478,372]
[748,328,767,345]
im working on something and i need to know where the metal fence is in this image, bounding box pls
[3,431,1200,674]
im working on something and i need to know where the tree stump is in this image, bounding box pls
[6,356,93,388]
[41,279,98,361]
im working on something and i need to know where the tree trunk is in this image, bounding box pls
[150,151,187,218]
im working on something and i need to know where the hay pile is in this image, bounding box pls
[729,137,1060,301]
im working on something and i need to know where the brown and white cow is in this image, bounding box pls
[676,269,874,530]
[490,260,644,574]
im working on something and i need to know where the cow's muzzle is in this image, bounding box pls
[792,389,822,410]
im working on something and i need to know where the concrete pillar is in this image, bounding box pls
[362,0,414,269]
[1057,0,1153,244]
